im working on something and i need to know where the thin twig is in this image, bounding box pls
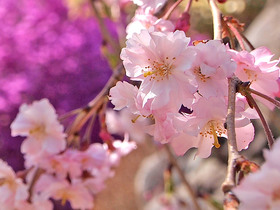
[239,33,255,51]
[28,168,44,202]
[208,0,222,40]
[245,93,274,149]
[90,0,120,55]
[82,112,97,145]
[164,144,201,210]
[221,18,236,49]
[67,64,124,140]
[249,88,280,108]
[163,0,184,20]
[58,108,82,121]
[184,0,193,13]
[227,23,245,50]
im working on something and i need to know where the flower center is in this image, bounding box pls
[199,120,226,148]
[194,67,210,82]
[244,68,258,82]
[29,125,46,139]
[143,57,175,81]
[272,188,280,201]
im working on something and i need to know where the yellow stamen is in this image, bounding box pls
[131,115,141,123]
[143,71,154,77]
[210,122,221,148]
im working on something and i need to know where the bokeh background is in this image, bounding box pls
[1,0,279,209]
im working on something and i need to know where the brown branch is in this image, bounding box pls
[90,0,120,56]
[67,64,124,141]
[222,77,241,210]
[227,23,245,50]
[28,168,44,202]
[239,33,255,51]
[163,0,184,20]
[208,0,222,40]
[164,144,201,210]
[245,93,274,149]
[249,87,280,108]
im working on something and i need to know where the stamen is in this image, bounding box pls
[131,115,141,123]
[210,122,221,148]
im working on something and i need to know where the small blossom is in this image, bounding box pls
[190,40,236,98]
[229,47,280,109]
[105,108,149,142]
[109,81,139,112]
[126,8,174,39]
[234,139,280,210]
[0,160,29,209]
[44,179,94,210]
[10,99,66,156]
[132,0,167,13]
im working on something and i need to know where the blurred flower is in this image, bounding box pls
[11,99,66,156]
[234,139,280,210]
[0,0,114,170]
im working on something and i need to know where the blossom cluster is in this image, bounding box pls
[234,138,280,209]
[0,99,135,209]
[109,1,280,158]
[0,0,113,169]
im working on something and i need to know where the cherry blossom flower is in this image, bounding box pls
[43,178,94,210]
[0,160,29,209]
[228,47,280,109]
[126,8,174,39]
[170,96,255,158]
[10,99,66,156]
[31,150,83,180]
[234,139,280,210]
[109,81,138,112]
[120,29,197,111]
[190,40,236,98]
[105,108,149,142]
[132,0,167,13]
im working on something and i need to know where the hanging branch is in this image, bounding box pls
[208,0,241,208]
[222,77,242,210]
[164,145,201,210]
[163,0,184,20]
[239,33,255,51]
[249,88,280,108]
[226,22,245,50]
[244,93,275,149]
[66,64,124,143]
[208,0,222,40]
[90,0,121,56]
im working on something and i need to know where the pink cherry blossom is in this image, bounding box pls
[190,40,236,98]
[121,29,197,111]
[126,8,174,39]
[170,96,255,158]
[33,150,83,180]
[10,99,66,156]
[0,160,29,209]
[105,108,149,142]
[228,47,280,109]
[132,0,167,13]
[109,81,138,112]
[234,139,280,210]
[43,178,94,210]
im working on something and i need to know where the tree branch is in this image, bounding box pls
[164,145,201,210]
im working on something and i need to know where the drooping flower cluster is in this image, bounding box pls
[110,28,280,158]
[1,99,136,209]
[233,139,280,209]
[0,0,114,170]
